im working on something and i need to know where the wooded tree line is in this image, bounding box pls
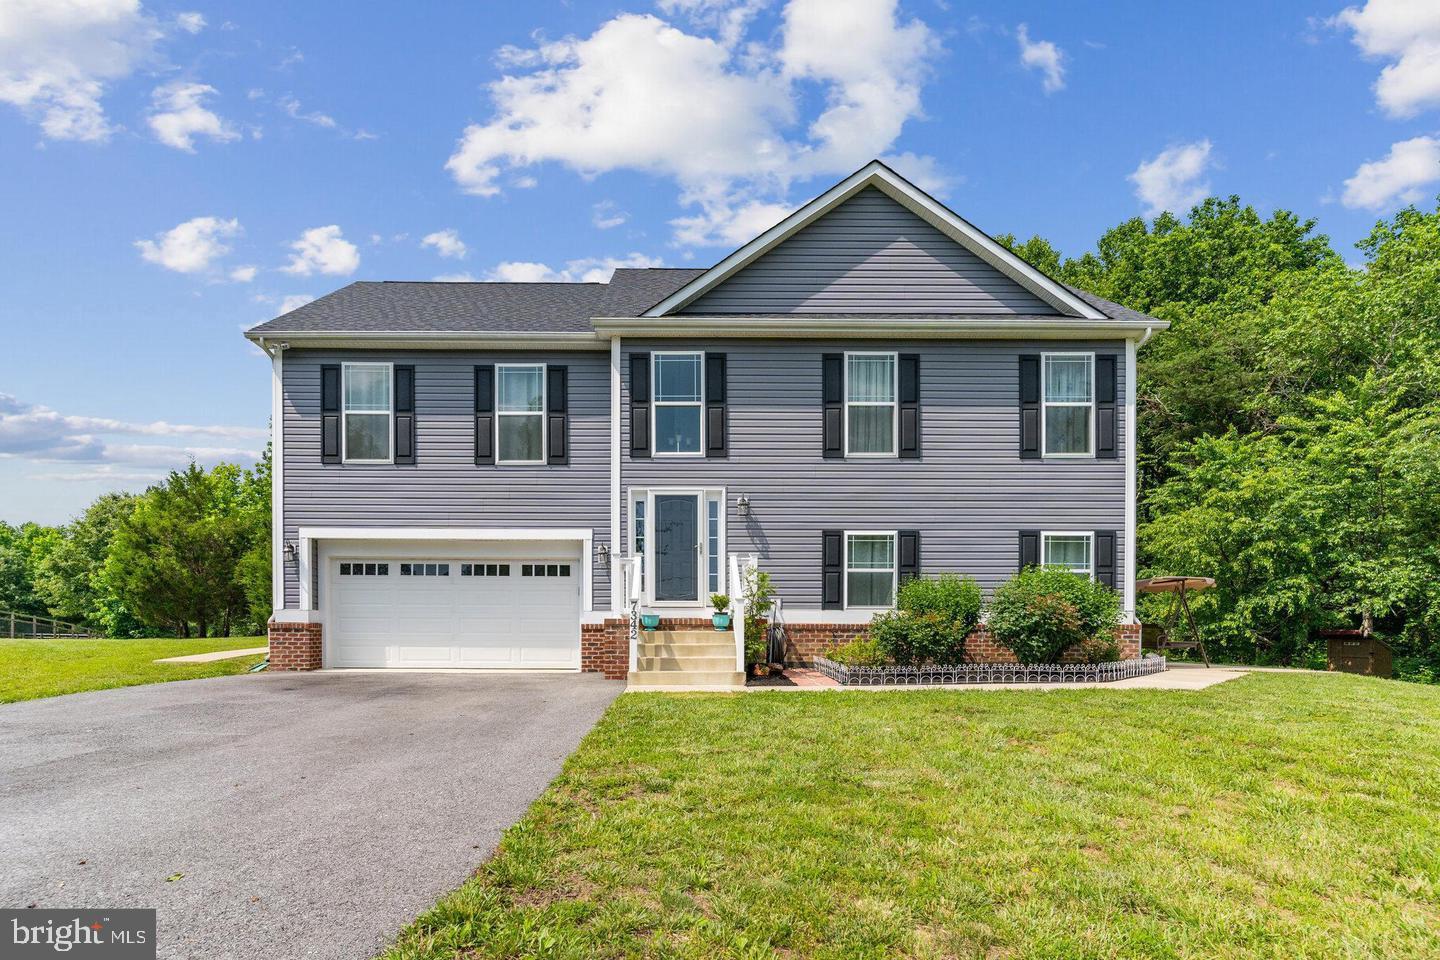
[4,196,1437,677]
[0,453,271,638]
[1001,196,1440,681]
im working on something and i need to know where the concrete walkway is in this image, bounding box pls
[154,646,268,663]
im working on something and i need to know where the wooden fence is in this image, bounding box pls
[3,610,93,639]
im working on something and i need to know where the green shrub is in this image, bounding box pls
[867,574,983,665]
[986,566,1121,664]
[1072,636,1123,664]
[826,636,889,666]
[898,574,982,636]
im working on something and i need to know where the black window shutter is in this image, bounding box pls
[821,530,844,609]
[629,353,650,458]
[822,354,843,459]
[705,353,727,458]
[473,365,494,465]
[1095,530,1117,588]
[394,365,415,465]
[898,530,920,584]
[547,365,568,465]
[1019,529,1040,570]
[898,354,920,459]
[1096,355,1118,459]
[1019,355,1040,460]
[320,364,341,464]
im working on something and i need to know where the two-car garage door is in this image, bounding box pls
[327,553,581,669]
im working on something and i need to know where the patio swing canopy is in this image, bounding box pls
[1136,576,1215,594]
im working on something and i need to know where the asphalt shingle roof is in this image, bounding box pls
[244,268,1158,337]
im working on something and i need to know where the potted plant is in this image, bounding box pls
[639,612,661,631]
[710,594,732,630]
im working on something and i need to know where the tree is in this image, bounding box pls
[105,463,261,637]
[32,493,139,632]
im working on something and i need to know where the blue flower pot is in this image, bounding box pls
[712,613,732,630]
[640,614,661,631]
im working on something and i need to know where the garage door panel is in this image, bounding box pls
[327,548,580,669]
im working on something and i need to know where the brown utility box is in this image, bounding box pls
[1324,630,1392,678]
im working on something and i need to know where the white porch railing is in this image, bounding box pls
[619,554,644,674]
[728,553,758,673]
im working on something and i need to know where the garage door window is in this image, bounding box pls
[460,563,511,577]
[400,562,450,576]
[339,562,389,576]
[522,564,571,577]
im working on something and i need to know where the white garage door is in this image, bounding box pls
[328,556,581,669]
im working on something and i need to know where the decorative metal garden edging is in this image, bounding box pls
[811,655,1168,686]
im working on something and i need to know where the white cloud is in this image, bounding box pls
[1333,1,1440,118]
[421,228,467,259]
[278,93,336,129]
[880,151,958,196]
[135,216,240,273]
[657,0,769,48]
[0,392,265,472]
[432,272,477,282]
[445,0,941,246]
[281,225,359,276]
[1016,23,1066,93]
[175,11,205,34]
[228,264,257,283]
[1128,140,1214,217]
[592,200,628,229]
[147,80,237,151]
[278,293,315,314]
[485,252,664,283]
[0,0,162,141]
[1341,135,1440,209]
[670,191,791,247]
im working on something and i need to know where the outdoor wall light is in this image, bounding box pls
[596,543,611,567]
[737,494,751,517]
[283,541,297,564]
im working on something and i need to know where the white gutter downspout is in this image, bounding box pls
[265,339,289,613]
[609,336,622,613]
[1122,326,1152,625]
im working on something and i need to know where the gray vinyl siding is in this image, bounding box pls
[622,339,1126,608]
[682,187,1058,315]
[280,349,611,609]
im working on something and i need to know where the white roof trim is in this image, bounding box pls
[643,160,1107,321]
[593,316,1164,339]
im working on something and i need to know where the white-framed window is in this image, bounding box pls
[706,494,722,596]
[845,531,897,608]
[653,352,704,456]
[845,352,898,457]
[496,364,546,464]
[342,362,393,463]
[1042,531,1093,578]
[1042,352,1094,457]
[631,495,646,589]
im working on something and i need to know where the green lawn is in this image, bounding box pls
[0,637,266,704]
[388,673,1440,960]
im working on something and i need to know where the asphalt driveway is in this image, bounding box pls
[0,671,623,959]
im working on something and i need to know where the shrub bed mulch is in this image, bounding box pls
[813,655,1167,686]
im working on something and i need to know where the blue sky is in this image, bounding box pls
[3,0,1438,525]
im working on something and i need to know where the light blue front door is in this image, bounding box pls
[654,494,699,602]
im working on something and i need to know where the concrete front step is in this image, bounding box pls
[640,629,733,643]
[637,641,734,658]
[635,655,736,672]
[628,669,746,688]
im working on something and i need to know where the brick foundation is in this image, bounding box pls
[268,620,323,671]
[783,620,1142,665]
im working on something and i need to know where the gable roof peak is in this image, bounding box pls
[644,159,1107,321]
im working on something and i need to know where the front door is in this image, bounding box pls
[654,494,700,602]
